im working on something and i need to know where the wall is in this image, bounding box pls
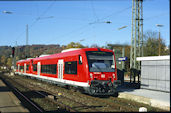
[137,56,170,92]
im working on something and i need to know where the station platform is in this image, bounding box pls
[117,82,170,111]
[0,79,29,112]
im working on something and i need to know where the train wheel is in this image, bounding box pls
[113,92,119,97]
[65,85,70,90]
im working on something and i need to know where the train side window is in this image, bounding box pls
[79,55,82,64]
[41,64,56,74]
[20,66,24,71]
[33,64,37,71]
[65,61,77,74]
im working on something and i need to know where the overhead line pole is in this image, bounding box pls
[26,24,28,46]
[26,24,29,58]
[130,0,143,84]
[141,1,143,57]
[130,0,143,69]
[130,0,134,69]
[159,29,161,56]
[134,0,137,69]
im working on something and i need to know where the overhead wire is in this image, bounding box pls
[15,1,56,44]
[89,6,132,25]
[49,5,132,46]
[48,24,91,45]
[91,0,99,22]
[89,0,98,45]
[144,12,169,21]
[58,0,168,46]
[15,1,132,46]
[29,1,56,29]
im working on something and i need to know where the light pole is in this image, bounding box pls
[118,25,128,70]
[118,25,141,84]
[36,16,54,21]
[2,11,13,14]
[118,25,128,30]
[26,16,54,58]
[79,39,85,43]
[2,11,15,71]
[156,24,164,56]
[89,21,112,25]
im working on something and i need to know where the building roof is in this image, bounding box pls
[136,55,170,61]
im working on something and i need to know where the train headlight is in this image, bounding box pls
[101,74,105,78]
[113,74,115,78]
[90,73,93,78]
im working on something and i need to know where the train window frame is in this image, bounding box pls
[26,64,29,71]
[86,51,115,72]
[20,65,24,71]
[33,64,37,72]
[31,60,33,64]
[41,64,57,75]
[64,61,77,75]
[78,55,82,64]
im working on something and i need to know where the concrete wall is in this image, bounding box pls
[137,56,170,92]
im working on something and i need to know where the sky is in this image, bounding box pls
[0,0,170,47]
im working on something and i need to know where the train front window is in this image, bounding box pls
[86,51,115,72]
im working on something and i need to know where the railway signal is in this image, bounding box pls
[12,47,15,58]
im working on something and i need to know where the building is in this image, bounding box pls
[137,55,170,92]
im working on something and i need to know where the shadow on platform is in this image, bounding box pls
[0,86,11,92]
[117,82,141,92]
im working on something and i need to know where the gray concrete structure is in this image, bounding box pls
[137,55,170,92]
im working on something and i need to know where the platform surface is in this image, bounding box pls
[0,79,29,113]
[118,82,170,111]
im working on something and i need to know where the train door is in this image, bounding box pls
[24,63,26,73]
[58,59,64,80]
[18,64,20,72]
[37,62,41,75]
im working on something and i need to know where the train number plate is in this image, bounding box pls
[101,74,105,78]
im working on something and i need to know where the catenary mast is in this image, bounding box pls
[130,0,143,70]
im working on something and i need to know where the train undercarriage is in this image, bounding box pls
[85,80,121,96]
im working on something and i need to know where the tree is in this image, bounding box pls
[6,58,12,68]
[16,56,19,61]
[0,55,6,66]
[143,30,168,56]
[66,42,85,49]
[165,44,170,55]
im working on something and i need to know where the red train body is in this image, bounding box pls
[15,48,120,96]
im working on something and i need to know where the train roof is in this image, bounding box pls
[16,58,33,63]
[61,48,81,53]
[17,48,114,63]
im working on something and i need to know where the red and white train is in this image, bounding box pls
[15,48,120,96]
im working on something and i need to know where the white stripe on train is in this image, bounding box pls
[15,72,90,87]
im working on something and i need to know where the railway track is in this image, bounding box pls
[1,76,75,112]
[0,76,44,113]
[1,73,166,112]
[12,75,114,111]
[1,74,103,112]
